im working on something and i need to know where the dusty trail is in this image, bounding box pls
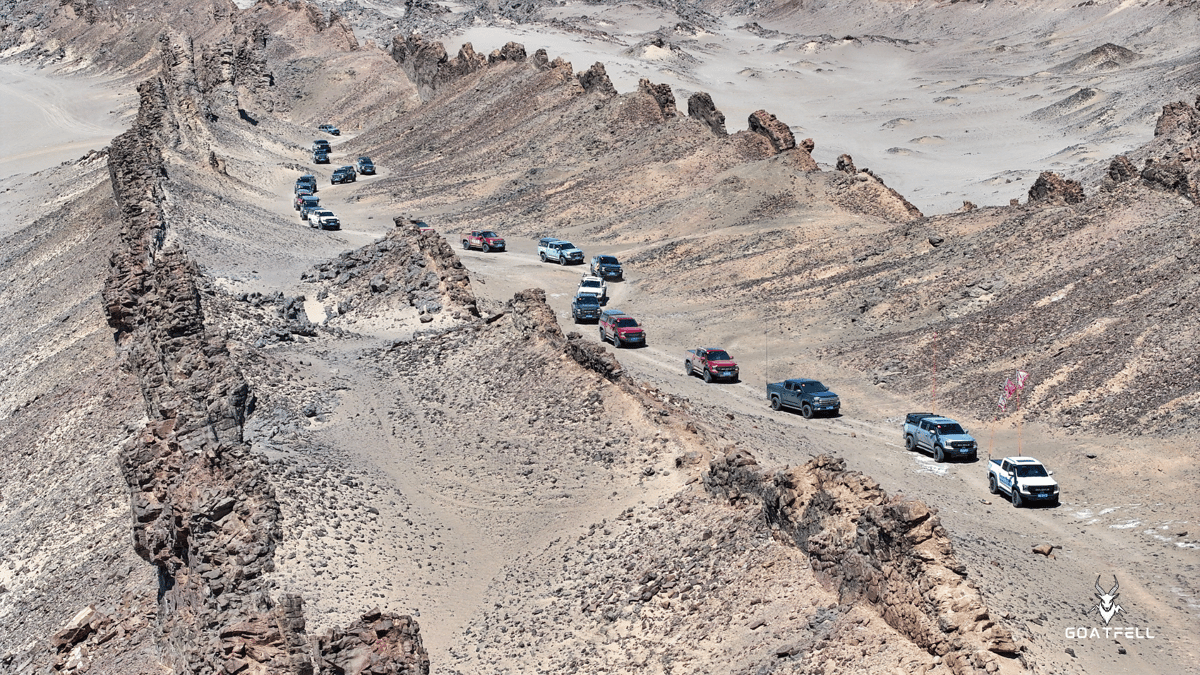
[445,222,1200,674]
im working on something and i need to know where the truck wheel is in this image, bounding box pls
[482,243,490,253]
[540,252,547,262]
[799,403,813,419]
[684,361,692,376]
[703,369,712,384]
[988,475,998,494]
[1012,489,1023,508]
[559,256,567,266]
[770,396,782,411]
[935,446,945,463]
[599,328,606,343]
[905,435,916,451]
[462,240,470,250]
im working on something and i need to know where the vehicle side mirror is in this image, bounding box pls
[1049,470,1054,476]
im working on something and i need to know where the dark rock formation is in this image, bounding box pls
[313,608,429,675]
[578,62,617,97]
[747,110,795,153]
[101,62,428,675]
[687,92,726,136]
[302,218,480,321]
[705,453,1017,674]
[638,78,677,119]
[1108,155,1137,182]
[1154,99,1200,139]
[391,35,488,100]
[1027,171,1085,205]
[487,41,526,63]
[1141,158,1196,202]
[836,153,857,174]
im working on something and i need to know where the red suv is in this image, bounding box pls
[599,309,645,347]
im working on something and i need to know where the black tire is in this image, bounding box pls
[559,256,567,266]
[599,328,606,343]
[770,396,782,411]
[935,446,945,463]
[540,252,547,263]
[482,243,490,253]
[731,376,739,383]
[988,475,998,494]
[703,369,713,384]
[685,361,693,376]
[462,240,470,250]
[905,435,916,451]
[801,403,814,419]
[1050,497,1060,507]
[1012,488,1023,508]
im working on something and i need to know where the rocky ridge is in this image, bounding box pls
[93,26,429,675]
[706,452,1017,675]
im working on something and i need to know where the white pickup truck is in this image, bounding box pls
[988,456,1060,507]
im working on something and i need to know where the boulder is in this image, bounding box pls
[578,62,617,97]
[638,79,677,119]
[687,92,727,136]
[747,110,795,153]
[1028,171,1085,205]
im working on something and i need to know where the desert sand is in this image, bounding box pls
[1,0,1198,673]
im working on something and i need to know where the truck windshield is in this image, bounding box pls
[479,231,499,238]
[935,423,965,435]
[616,318,639,328]
[1015,465,1048,478]
[794,381,827,393]
[597,256,618,264]
[707,350,731,360]
[575,296,599,306]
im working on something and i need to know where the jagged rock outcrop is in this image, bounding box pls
[1141,158,1196,202]
[1027,171,1085,205]
[302,219,480,323]
[488,41,526,63]
[391,35,487,100]
[101,62,427,675]
[578,62,617,97]
[687,92,727,136]
[313,608,429,675]
[638,78,677,119]
[1154,98,1200,139]
[836,153,857,174]
[747,110,795,153]
[1108,155,1137,182]
[705,453,1017,675]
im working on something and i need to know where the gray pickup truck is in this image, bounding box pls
[902,413,978,462]
[538,237,584,265]
[766,379,840,418]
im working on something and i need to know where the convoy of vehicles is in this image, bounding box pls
[462,230,506,252]
[766,379,840,418]
[590,255,623,280]
[903,413,979,462]
[538,237,585,265]
[599,309,645,347]
[988,456,1060,507]
[685,348,739,383]
[282,162,1065,513]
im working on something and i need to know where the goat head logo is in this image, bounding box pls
[1092,575,1124,626]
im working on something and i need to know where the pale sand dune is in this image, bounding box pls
[450,0,1196,214]
[0,64,129,179]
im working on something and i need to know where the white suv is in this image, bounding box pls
[576,275,607,300]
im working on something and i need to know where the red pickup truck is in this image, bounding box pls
[461,230,506,252]
[685,348,740,383]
